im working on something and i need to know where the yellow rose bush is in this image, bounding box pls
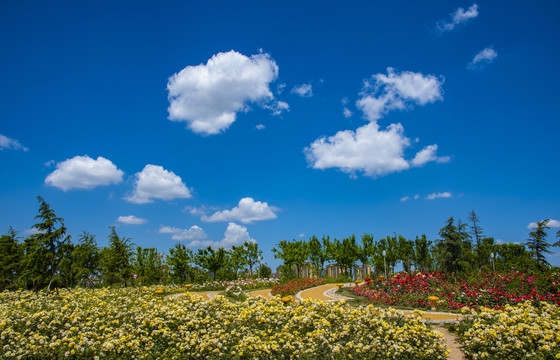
[0,287,447,359]
[456,301,560,359]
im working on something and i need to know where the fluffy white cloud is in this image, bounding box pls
[202,197,278,224]
[256,124,266,130]
[45,155,124,191]
[437,4,479,32]
[291,83,313,97]
[306,68,448,179]
[343,107,353,118]
[411,144,451,167]
[188,223,255,249]
[356,68,444,122]
[159,225,207,241]
[305,122,411,178]
[426,192,453,200]
[167,50,286,135]
[400,196,411,202]
[125,165,192,204]
[0,134,28,151]
[469,47,498,69]
[117,215,147,225]
[527,219,560,229]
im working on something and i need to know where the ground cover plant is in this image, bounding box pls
[0,287,448,359]
[454,302,560,359]
[351,270,560,310]
[190,278,279,292]
[271,278,327,296]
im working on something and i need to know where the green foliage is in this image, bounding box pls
[100,227,135,286]
[71,232,100,287]
[0,227,23,290]
[526,219,553,271]
[134,246,166,285]
[166,243,194,284]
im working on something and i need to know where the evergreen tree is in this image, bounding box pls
[30,196,71,291]
[0,227,23,290]
[526,219,552,271]
[101,227,135,286]
[436,217,470,273]
[72,232,100,287]
[468,210,485,266]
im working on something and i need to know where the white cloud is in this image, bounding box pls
[356,68,444,122]
[45,155,124,191]
[202,197,278,224]
[0,134,28,151]
[469,47,498,69]
[426,192,453,200]
[167,50,286,135]
[187,222,255,249]
[400,196,411,202]
[117,215,147,225]
[343,107,353,118]
[298,233,305,238]
[291,83,313,97]
[256,124,266,130]
[25,228,44,235]
[495,239,505,245]
[414,194,420,200]
[159,225,207,241]
[527,219,560,229]
[437,4,479,32]
[305,122,411,178]
[411,144,451,167]
[125,164,192,204]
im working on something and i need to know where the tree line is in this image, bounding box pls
[0,197,271,291]
[273,211,560,279]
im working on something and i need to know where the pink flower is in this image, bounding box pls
[133,275,138,279]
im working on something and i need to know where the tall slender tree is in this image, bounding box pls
[166,243,193,283]
[0,227,23,290]
[101,227,135,286]
[72,231,100,287]
[31,196,71,291]
[526,219,552,271]
[468,210,485,266]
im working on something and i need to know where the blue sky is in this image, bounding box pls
[1,0,559,269]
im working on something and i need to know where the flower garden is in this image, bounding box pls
[271,278,327,296]
[0,287,448,359]
[351,271,560,310]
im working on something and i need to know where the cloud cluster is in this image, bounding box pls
[159,225,207,241]
[45,155,124,191]
[117,215,147,225]
[167,50,287,135]
[202,197,278,224]
[188,223,255,249]
[527,219,560,229]
[305,68,448,178]
[437,3,479,33]
[125,165,192,204]
[0,134,28,151]
[426,192,453,200]
[469,47,498,69]
[357,68,444,122]
[291,83,313,97]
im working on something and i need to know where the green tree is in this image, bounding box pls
[242,241,261,277]
[0,227,23,290]
[272,240,296,279]
[134,247,165,285]
[308,235,331,278]
[257,262,272,278]
[436,217,470,273]
[72,232,100,287]
[229,245,248,279]
[166,243,194,284]
[31,196,72,291]
[195,246,227,281]
[101,227,135,286]
[331,235,359,278]
[414,235,432,272]
[397,235,415,273]
[526,219,552,271]
[357,234,375,277]
[468,210,485,266]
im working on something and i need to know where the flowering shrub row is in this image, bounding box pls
[191,278,279,291]
[351,271,560,310]
[271,278,327,296]
[455,302,560,359]
[0,287,448,359]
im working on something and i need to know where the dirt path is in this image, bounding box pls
[247,288,273,299]
[298,283,351,301]
[432,325,466,360]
